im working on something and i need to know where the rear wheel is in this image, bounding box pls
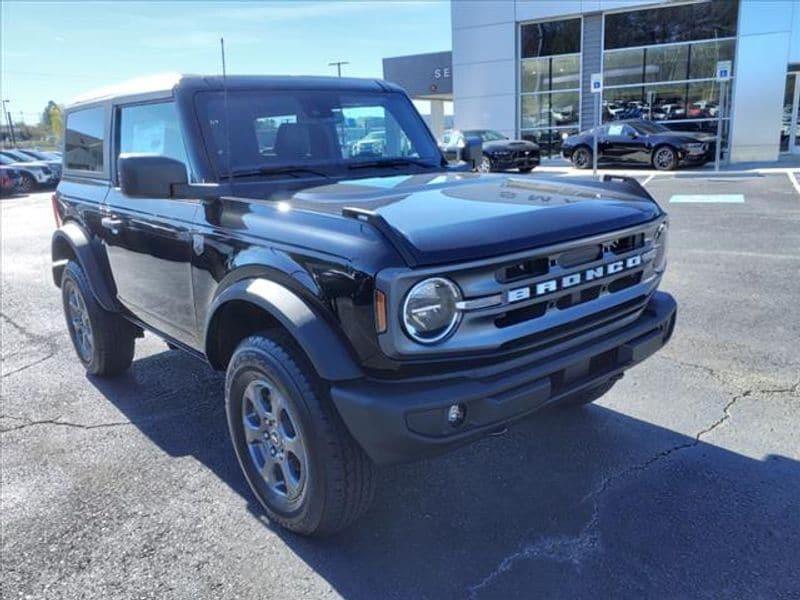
[18,173,36,193]
[571,146,592,169]
[652,145,677,171]
[226,333,375,536]
[61,261,136,376]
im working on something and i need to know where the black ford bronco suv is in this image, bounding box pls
[53,75,676,535]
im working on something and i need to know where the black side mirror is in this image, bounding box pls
[118,153,188,198]
[459,136,482,169]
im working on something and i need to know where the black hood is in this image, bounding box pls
[288,172,662,266]
[482,139,540,152]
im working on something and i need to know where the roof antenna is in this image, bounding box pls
[220,37,233,192]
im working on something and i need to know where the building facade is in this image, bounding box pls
[452,0,800,162]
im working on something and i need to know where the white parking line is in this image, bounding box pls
[642,174,656,186]
[787,171,800,197]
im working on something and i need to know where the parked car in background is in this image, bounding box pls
[0,166,21,196]
[562,119,715,171]
[439,129,540,173]
[349,130,386,157]
[1,149,62,181]
[0,153,56,191]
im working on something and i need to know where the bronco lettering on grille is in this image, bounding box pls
[506,253,644,304]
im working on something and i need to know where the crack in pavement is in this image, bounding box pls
[0,415,132,434]
[1,312,62,378]
[467,386,757,599]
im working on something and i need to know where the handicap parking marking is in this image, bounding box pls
[669,194,745,203]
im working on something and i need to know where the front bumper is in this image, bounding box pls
[331,291,676,464]
[491,153,540,170]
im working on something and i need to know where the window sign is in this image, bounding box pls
[591,73,603,94]
[716,60,732,81]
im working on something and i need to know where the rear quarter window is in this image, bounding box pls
[65,106,105,173]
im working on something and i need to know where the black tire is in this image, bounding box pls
[652,145,678,171]
[478,155,494,173]
[18,173,36,193]
[61,261,136,376]
[556,380,617,408]
[225,333,375,536]
[571,146,592,169]
[518,167,533,174]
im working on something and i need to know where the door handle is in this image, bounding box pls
[101,216,123,234]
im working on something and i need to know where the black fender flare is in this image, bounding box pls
[51,222,119,312]
[204,278,363,382]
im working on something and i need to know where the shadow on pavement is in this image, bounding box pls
[90,350,800,599]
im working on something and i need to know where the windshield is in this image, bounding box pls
[195,89,441,178]
[464,129,505,142]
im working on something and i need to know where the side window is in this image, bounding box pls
[65,106,105,173]
[607,124,625,136]
[118,102,189,175]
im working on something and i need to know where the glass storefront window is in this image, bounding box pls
[604,0,739,50]
[521,95,549,129]
[689,39,735,80]
[521,18,581,58]
[644,45,688,83]
[604,48,644,86]
[519,18,582,157]
[521,57,550,94]
[550,92,580,127]
[550,55,581,90]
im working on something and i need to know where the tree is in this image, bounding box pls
[40,100,64,142]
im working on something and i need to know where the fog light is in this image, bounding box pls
[447,403,466,427]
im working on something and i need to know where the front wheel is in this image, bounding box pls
[478,156,494,173]
[652,146,678,171]
[571,147,592,169]
[226,333,375,536]
[61,261,136,376]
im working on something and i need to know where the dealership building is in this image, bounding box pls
[449,0,800,162]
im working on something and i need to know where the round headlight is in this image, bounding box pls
[402,277,462,344]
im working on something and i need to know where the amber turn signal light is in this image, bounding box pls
[374,290,387,334]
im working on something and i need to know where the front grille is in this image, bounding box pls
[383,219,665,359]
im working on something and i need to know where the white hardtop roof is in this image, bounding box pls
[68,72,187,107]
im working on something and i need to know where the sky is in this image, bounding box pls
[0,0,452,124]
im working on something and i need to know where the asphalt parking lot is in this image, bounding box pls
[2,172,799,599]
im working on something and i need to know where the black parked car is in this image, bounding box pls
[562,119,715,171]
[440,129,540,173]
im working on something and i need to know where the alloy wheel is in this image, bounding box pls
[241,377,308,507]
[573,148,590,169]
[479,157,492,173]
[654,147,675,170]
[65,280,94,362]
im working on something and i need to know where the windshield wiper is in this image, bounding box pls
[225,165,331,179]
[347,158,438,171]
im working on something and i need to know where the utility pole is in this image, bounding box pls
[2,100,17,147]
[328,61,349,77]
